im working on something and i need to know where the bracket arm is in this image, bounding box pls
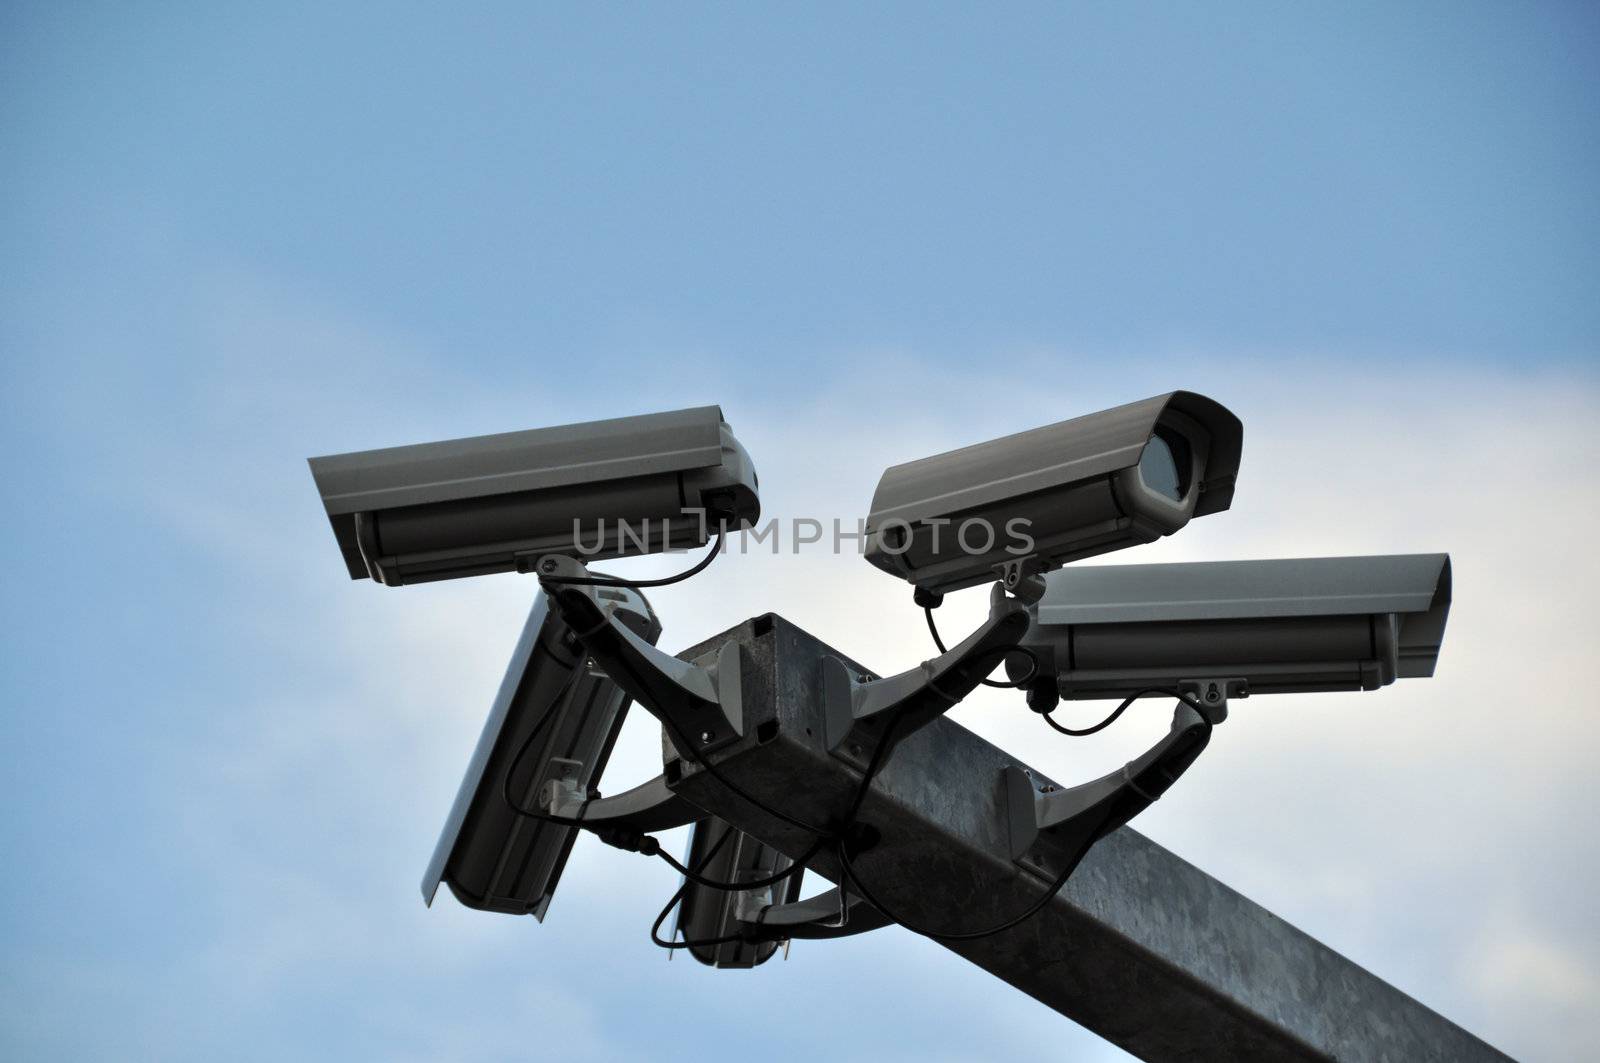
[824,584,1030,769]
[1007,701,1214,882]
[542,765,706,833]
[741,886,892,941]
[536,555,743,758]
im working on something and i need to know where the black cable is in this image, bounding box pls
[649,704,913,949]
[646,704,908,896]
[495,643,830,844]
[505,523,831,845]
[498,667,590,827]
[493,519,975,945]
[836,689,1213,941]
[537,520,835,841]
[650,828,746,951]
[657,838,825,892]
[494,626,833,896]
[538,528,727,588]
[497,662,833,861]
[508,557,1093,942]
[923,606,1038,688]
[1042,686,1203,737]
[653,711,837,839]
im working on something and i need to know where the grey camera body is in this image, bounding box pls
[673,817,803,968]
[863,391,1243,596]
[309,405,759,586]
[421,584,660,918]
[1011,553,1452,700]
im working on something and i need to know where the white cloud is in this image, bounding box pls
[40,280,1597,1063]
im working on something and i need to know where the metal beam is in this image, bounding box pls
[663,613,1513,1063]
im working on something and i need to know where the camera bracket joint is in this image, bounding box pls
[1005,699,1216,884]
[823,582,1031,773]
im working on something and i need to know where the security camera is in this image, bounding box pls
[671,817,804,968]
[862,391,1242,597]
[309,405,759,586]
[1010,553,1452,712]
[422,583,661,918]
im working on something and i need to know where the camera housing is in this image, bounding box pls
[1010,553,1452,704]
[309,405,759,586]
[862,391,1242,596]
[421,584,661,918]
[672,817,804,968]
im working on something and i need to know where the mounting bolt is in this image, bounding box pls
[540,557,558,574]
[699,730,714,744]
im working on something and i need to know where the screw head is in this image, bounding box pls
[540,558,558,574]
[699,730,714,744]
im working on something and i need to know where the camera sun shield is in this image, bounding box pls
[862,391,1242,596]
[309,405,760,586]
[1012,553,1453,700]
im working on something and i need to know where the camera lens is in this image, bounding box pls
[1138,434,1184,502]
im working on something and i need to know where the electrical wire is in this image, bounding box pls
[493,519,1089,946]
[1041,686,1206,737]
[537,528,727,588]
[493,659,820,940]
[498,667,590,827]
[923,606,1039,688]
[508,551,1126,944]
[652,711,836,839]
[496,653,834,853]
[650,828,745,951]
[649,706,913,951]
[647,702,909,902]
[657,838,825,892]
[492,658,820,940]
[498,532,835,901]
[534,520,837,841]
[504,527,833,843]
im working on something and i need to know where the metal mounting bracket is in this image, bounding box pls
[992,556,1048,604]
[741,886,893,942]
[1006,701,1215,884]
[541,760,705,832]
[823,583,1030,771]
[1177,677,1247,725]
[537,555,743,758]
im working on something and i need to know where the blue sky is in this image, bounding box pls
[3,4,1598,1061]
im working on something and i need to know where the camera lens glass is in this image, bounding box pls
[1138,434,1184,502]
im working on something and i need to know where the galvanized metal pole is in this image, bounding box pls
[662,614,1513,1063]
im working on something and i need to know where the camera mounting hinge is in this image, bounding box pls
[1005,700,1215,884]
[537,555,744,759]
[540,760,706,832]
[1177,677,1247,725]
[740,885,892,942]
[993,557,1048,604]
[823,583,1031,772]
